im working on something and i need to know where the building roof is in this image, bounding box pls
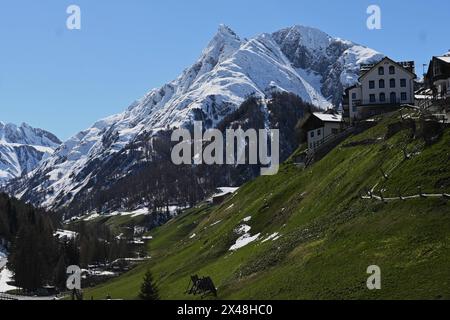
[313,113,343,123]
[359,57,417,81]
[436,56,450,64]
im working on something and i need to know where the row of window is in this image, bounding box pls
[368,92,408,103]
[378,66,396,75]
[310,129,321,138]
[369,78,407,89]
[310,128,340,138]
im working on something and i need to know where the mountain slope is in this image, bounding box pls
[0,122,61,183]
[84,110,450,300]
[9,24,383,214]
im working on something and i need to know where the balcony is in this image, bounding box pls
[352,98,404,106]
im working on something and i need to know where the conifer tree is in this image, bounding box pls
[139,269,159,300]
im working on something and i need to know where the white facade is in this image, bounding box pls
[348,58,416,120]
[307,113,343,151]
[349,86,362,120]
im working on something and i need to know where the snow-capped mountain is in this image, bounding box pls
[0,122,61,183]
[8,25,383,214]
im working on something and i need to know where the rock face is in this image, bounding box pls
[0,122,61,183]
[7,24,383,215]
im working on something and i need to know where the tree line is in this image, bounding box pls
[0,193,134,293]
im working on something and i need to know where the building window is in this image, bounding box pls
[352,106,357,112]
[352,93,357,99]
[401,92,407,101]
[390,79,396,88]
[310,131,315,138]
[433,63,441,76]
[380,92,386,102]
[379,79,385,89]
[369,94,376,103]
[317,129,321,136]
[400,79,407,87]
[369,81,375,89]
[390,92,397,103]
[378,67,384,75]
[389,66,396,75]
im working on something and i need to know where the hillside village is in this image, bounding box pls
[300,52,450,165]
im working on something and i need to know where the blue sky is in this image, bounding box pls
[1,0,448,140]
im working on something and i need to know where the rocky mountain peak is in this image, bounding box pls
[0,122,61,183]
[6,24,383,212]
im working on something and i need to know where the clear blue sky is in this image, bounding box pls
[1,0,448,140]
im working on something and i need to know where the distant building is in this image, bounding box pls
[425,53,450,100]
[210,187,239,205]
[343,57,417,122]
[300,112,344,151]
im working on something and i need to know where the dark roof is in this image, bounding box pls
[425,55,450,83]
[359,57,416,80]
[299,112,343,132]
[435,56,450,64]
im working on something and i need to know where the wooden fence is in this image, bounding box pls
[361,192,450,202]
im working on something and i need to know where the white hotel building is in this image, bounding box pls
[345,57,417,121]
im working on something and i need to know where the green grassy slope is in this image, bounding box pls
[85,110,450,300]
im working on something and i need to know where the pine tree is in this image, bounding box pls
[139,269,159,300]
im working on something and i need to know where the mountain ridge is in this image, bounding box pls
[0,122,61,183]
[7,24,384,214]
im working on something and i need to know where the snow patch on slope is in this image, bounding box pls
[229,224,260,251]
